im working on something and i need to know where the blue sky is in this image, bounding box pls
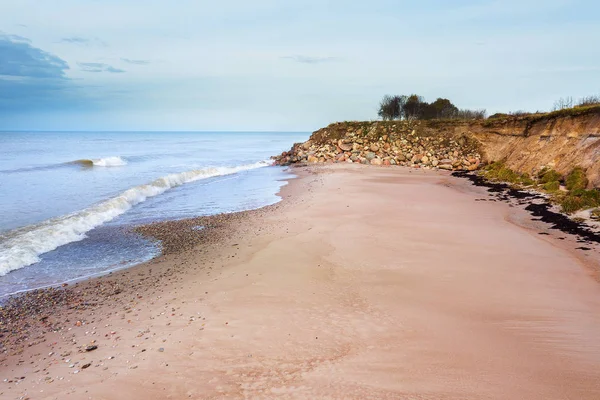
[1,0,599,131]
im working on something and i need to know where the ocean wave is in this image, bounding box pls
[70,156,127,167]
[0,160,271,276]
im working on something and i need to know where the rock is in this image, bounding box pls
[365,152,376,161]
[370,143,380,152]
[158,347,165,352]
[85,345,98,352]
[383,159,391,166]
[82,363,91,369]
[438,164,453,170]
[307,155,319,163]
[431,159,439,167]
[338,140,352,152]
[421,155,429,164]
[370,158,383,166]
[302,141,311,151]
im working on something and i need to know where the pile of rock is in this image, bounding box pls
[273,121,482,171]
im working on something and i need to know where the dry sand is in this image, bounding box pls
[2,164,600,399]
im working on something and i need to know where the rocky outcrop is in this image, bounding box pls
[273,121,483,171]
[274,105,600,186]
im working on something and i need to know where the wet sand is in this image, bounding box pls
[2,164,600,399]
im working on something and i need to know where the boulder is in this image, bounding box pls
[370,158,383,166]
[338,140,353,152]
[365,152,376,161]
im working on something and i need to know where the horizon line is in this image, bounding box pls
[0,129,311,133]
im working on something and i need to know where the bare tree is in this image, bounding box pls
[553,97,573,111]
[577,95,600,107]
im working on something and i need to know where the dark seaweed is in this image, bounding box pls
[452,171,600,244]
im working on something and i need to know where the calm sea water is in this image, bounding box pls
[0,131,307,298]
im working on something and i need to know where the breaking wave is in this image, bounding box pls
[0,160,271,276]
[70,156,127,167]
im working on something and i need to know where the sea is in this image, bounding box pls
[0,131,307,298]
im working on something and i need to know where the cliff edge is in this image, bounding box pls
[274,105,600,187]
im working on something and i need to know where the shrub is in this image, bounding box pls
[455,109,487,120]
[483,162,534,185]
[539,168,562,184]
[520,173,535,186]
[543,181,560,192]
[509,110,530,116]
[559,189,600,213]
[576,95,600,107]
[565,167,588,191]
[560,195,585,214]
[553,97,573,111]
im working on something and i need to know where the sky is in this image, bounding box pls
[0,0,599,131]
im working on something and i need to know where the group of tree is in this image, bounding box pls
[377,94,486,121]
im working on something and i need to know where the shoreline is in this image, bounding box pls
[2,164,600,399]
[0,169,293,301]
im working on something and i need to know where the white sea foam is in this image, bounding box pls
[92,156,127,167]
[71,156,127,167]
[0,160,271,276]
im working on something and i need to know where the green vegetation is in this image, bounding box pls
[565,167,588,191]
[538,168,562,192]
[482,162,534,186]
[556,190,600,214]
[480,163,598,215]
[482,103,600,128]
[539,169,561,183]
[543,181,560,192]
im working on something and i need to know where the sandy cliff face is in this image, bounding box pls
[275,106,600,187]
[420,107,600,187]
[474,113,600,187]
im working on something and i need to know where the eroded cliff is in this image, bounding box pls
[274,105,600,187]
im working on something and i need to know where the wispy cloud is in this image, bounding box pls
[0,33,68,78]
[281,55,339,64]
[78,62,125,73]
[121,58,151,65]
[60,36,106,46]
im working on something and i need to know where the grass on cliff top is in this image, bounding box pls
[483,104,600,126]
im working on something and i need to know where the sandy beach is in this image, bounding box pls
[2,164,600,399]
